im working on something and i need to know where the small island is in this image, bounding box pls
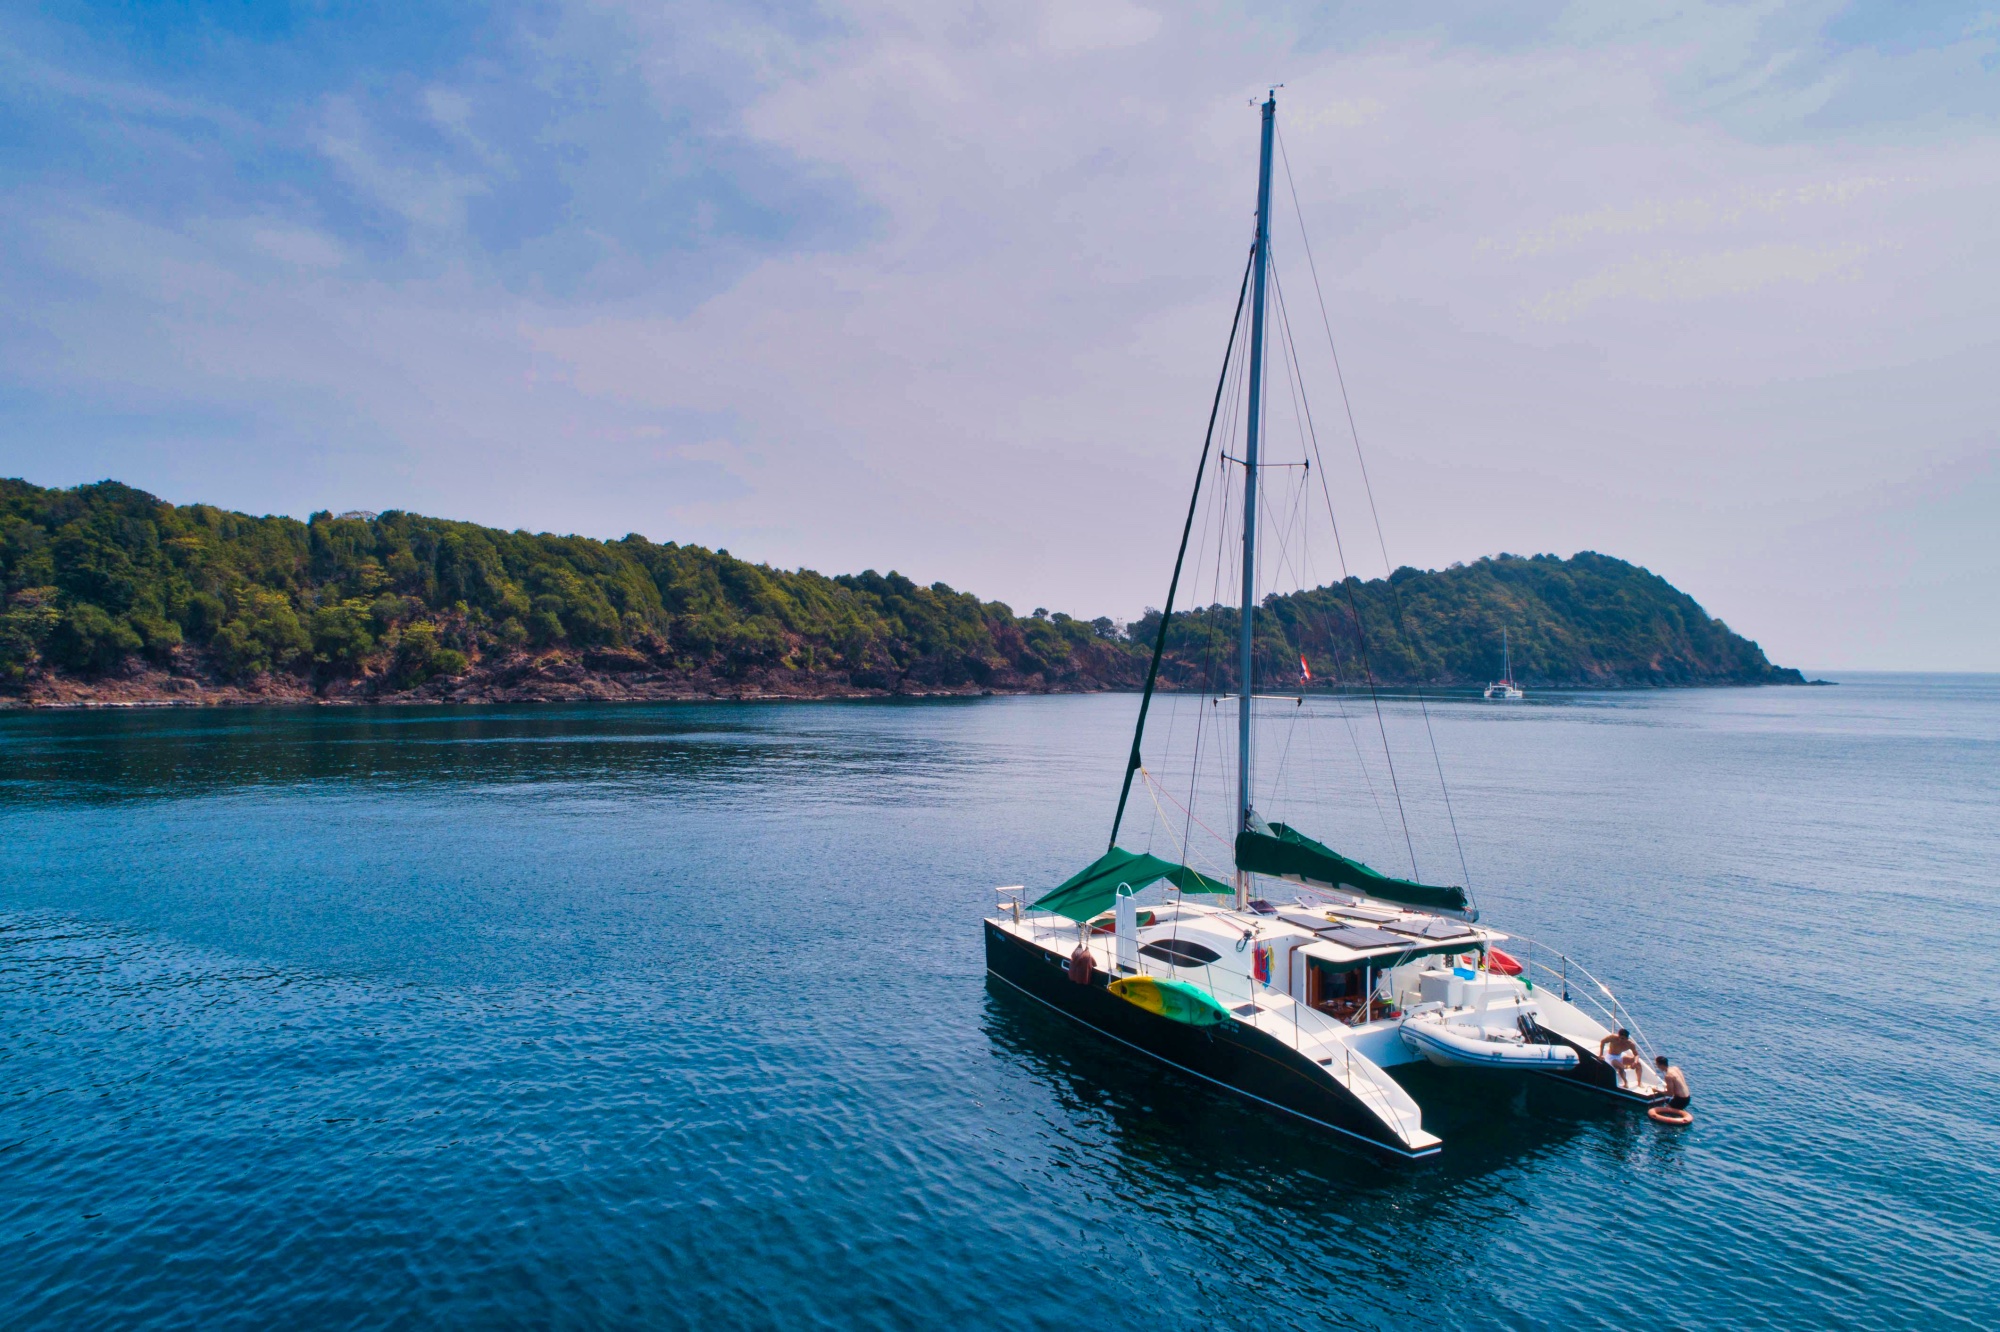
[0,478,1803,708]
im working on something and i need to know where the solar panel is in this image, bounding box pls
[1321,926,1411,950]
[1327,906,1399,923]
[1387,918,1476,942]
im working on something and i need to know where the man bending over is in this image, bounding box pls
[1598,1028,1641,1090]
[1655,1055,1691,1111]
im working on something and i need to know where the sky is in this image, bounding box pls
[0,2,1995,671]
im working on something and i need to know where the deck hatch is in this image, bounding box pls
[1320,926,1413,950]
[1386,919,1477,942]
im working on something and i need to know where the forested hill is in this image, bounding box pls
[0,479,1801,706]
[1147,552,1807,689]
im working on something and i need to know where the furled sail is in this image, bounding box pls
[1031,847,1231,922]
[1235,822,1470,915]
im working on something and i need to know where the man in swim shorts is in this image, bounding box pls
[1655,1055,1691,1110]
[1598,1027,1641,1089]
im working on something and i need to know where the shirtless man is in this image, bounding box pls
[1598,1027,1642,1090]
[1655,1055,1691,1111]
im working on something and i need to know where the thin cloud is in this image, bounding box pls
[1496,176,1897,257]
[1525,241,1874,321]
[0,2,1995,669]
[1041,0,1163,54]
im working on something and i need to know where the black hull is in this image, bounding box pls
[983,920,1436,1159]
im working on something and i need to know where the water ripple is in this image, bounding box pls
[0,684,1993,1328]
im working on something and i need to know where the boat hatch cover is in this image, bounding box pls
[1321,926,1412,950]
[1387,918,1478,942]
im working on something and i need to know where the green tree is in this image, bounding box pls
[391,621,467,687]
[129,610,182,663]
[0,589,61,678]
[212,591,309,677]
[311,600,376,669]
[49,603,142,673]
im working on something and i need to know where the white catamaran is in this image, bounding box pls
[1485,627,1524,700]
[982,92,1667,1159]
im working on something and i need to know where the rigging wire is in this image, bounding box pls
[1275,123,1474,898]
[1156,244,1250,869]
[1287,482,1398,848]
[1167,321,1249,912]
[1180,350,1244,870]
[1263,468,1311,812]
[1268,251,1421,880]
[1254,221,1415,857]
[1288,527,1398,851]
[1142,767,1234,860]
[1195,424,1242,829]
[1144,770,1228,885]
[1108,245,1255,851]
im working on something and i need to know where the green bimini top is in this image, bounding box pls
[1031,847,1231,922]
[1235,822,1471,915]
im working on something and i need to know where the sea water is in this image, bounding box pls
[0,676,1993,1328]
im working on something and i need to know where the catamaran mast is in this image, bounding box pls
[1237,90,1276,908]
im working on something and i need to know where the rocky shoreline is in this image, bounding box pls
[0,650,1130,709]
[1,652,1818,710]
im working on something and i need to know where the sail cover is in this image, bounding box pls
[1031,847,1231,922]
[1235,823,1470,914]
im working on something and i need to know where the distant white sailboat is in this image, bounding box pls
[1484,628,1524,700]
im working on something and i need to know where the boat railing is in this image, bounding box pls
[1236,984,1413,1122]
[1502,931,1658,1062]
[1320,1021,1409,1118]
[1146,954,1417,1132]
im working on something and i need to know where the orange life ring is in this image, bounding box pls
[1648,1105,1693,1126]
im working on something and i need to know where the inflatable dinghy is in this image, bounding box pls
[1400,1017,1580,1070]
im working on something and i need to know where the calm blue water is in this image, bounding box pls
[1,677,1994,1329]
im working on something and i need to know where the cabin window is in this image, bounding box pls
[1311,965,1364,1006]
[1139,939,1221,967]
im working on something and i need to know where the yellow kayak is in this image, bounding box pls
[1108,975,1233,1027]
